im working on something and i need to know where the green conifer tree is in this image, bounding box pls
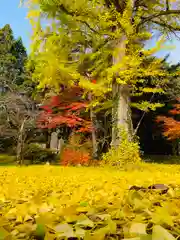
[0,24,27,92]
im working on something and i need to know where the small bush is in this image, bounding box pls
[60,133,91,166]
[102,129,141,167]
[0,137,16,154]
[23,143,57,164]
[61,147,90,166]
[68,133,92,151]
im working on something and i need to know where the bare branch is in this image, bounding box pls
[151,19,180,39]
[141,9,180,26]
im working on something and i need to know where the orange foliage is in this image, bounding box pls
[60,133,92,166]
[92,79,97,84]
[157,100,180,140]
[61,148,90,166]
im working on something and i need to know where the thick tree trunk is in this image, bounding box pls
[112,83,133,148]
[111,36,133,148]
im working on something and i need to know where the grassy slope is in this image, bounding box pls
[1,164,180,239]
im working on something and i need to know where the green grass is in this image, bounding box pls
[0,154,16,166]
[0,164,180,239]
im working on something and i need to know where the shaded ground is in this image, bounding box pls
[143,154,180,164]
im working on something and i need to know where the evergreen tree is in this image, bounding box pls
[12,37,27,86]
[0,24,27,92]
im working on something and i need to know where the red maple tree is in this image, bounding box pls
[36,81,97,166]
[157,99,180,140]
[37,85,93,132]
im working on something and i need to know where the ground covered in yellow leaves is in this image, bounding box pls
[0,164,180,239]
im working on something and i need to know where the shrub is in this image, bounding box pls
[61,147,90,166]
[0,137,16,154]
[23,143,57,164]
[60,133,91,166]
[102,129,141,167]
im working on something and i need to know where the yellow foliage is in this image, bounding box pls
[24,0,173,100]
[102,129,141,167]
[0,164,180,238]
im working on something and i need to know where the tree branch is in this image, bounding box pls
[166,0,170,11]
[59,4,76,16]
[151,19,180,39]
[104,0,111,8]
[59,4,100,34]
[94,37,110,52]
[133,92,156,137]
[78,20,99,34]
[134,0,148,10]
[141,9,180,26]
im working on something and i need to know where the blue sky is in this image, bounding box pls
[0,0,180,64]
[0,0,31,52]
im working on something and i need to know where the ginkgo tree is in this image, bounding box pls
[22,0,180,149]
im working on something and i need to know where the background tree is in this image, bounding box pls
[0,24,27,92]
[157,101,180,140]
[0,92,38,164]
[157,99,180,155]
[133,58,180,156]
[37,87,92,132]
[37,85,95,156]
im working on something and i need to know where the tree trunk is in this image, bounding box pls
[16,119,26,165]
[112,84,133,148]
[111,36,133,148]
[172,140,178,156]
[46,129,51,149]
[90,108,98,159]
[89,93,98,159]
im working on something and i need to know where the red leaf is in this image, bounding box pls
[157,100,180,140]
[36,86,92,132]
[61,148,90,166]
[50,96,60,106]
[92,79,96,84]
[40,105,53,113]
